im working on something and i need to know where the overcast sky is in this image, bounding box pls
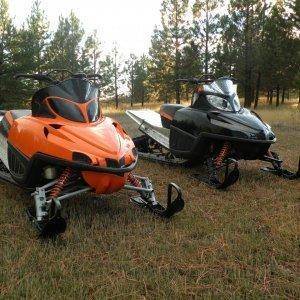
[8,0,162,57]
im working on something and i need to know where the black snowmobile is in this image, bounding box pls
[126,75,299,189]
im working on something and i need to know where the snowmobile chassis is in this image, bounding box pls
[128,113,299,190]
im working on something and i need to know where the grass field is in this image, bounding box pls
[0,103,299,299]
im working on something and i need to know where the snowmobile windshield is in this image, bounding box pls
[34,78,100,122]
[48,98,100,123]
[46,78,99,103]
[204,78,241,112]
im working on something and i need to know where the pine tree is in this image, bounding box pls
[134,55,149,106]
[0,0,16,106]
[148,0,189,104]
[81,30,101,77]
[45,12,84,72]
[223,0,267,108]
[192,0,222,74]
[8,0,50,101]
[124,53,138,106]
[98,55,114,98]
[147,27,173,103]
[260,1,299,106]
[124,54,149,106]
[25,0,49,72]
[99,44,123,107]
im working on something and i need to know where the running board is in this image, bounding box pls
[137,151,187,165]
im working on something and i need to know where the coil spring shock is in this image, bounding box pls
[214,142,231,167]
[127,173,142,188]
[50,167,73,199]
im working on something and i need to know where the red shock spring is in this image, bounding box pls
[214,142,231,167]
[50,167,73,199]
[127,173,142,188]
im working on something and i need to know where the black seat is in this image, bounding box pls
[9,110,31,120]
[159,104,184,129]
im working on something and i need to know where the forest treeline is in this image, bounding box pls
[0,0,299,109]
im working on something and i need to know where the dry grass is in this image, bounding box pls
[0,103,299,299]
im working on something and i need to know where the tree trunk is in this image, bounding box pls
[269,90,273,105]
[254,72,261,109]
[281,88,285,104]
[186,85,189,102]
[114,48,119,109]
[276,84,280,107]
[298,89,300,103]
[114,70,118,109]
[243,4,252,108]
[114,75,118,108]
[175,44,180,103]
[205,0,209,74]
[115,90,118,109]
[244,73,252,108]
[267,90,270,103]
[174,3,180,104]
[130,71,134,107]
[141,89,144,107]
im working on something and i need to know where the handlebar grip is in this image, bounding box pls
[176,78,201,84]
[14,73,28,80]
[14,74,41,80]
[14,73,54,83]
[87,74,102,79]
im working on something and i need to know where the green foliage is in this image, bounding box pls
[80,30,101,74]
[0,0,298,109]
[192,0,222,73]
[148,0,189,103]
[124,54,149,106]
[0,0,16,106]
[45,11,84,72]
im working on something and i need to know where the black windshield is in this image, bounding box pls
[31,78,100,119]
[48,98,85,122]
[33,78,99,104]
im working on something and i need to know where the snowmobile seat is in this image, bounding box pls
[159,104,184,129]
[9,110,31,120]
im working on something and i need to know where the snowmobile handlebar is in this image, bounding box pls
[176,78,201,84]
[176,74,216,84]
[14,73,57,84]
[176,75,238,85]
[14,71,101,84]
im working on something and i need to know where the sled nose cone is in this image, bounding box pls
[64,122,121,155]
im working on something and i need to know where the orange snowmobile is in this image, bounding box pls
[0,70,184,237]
